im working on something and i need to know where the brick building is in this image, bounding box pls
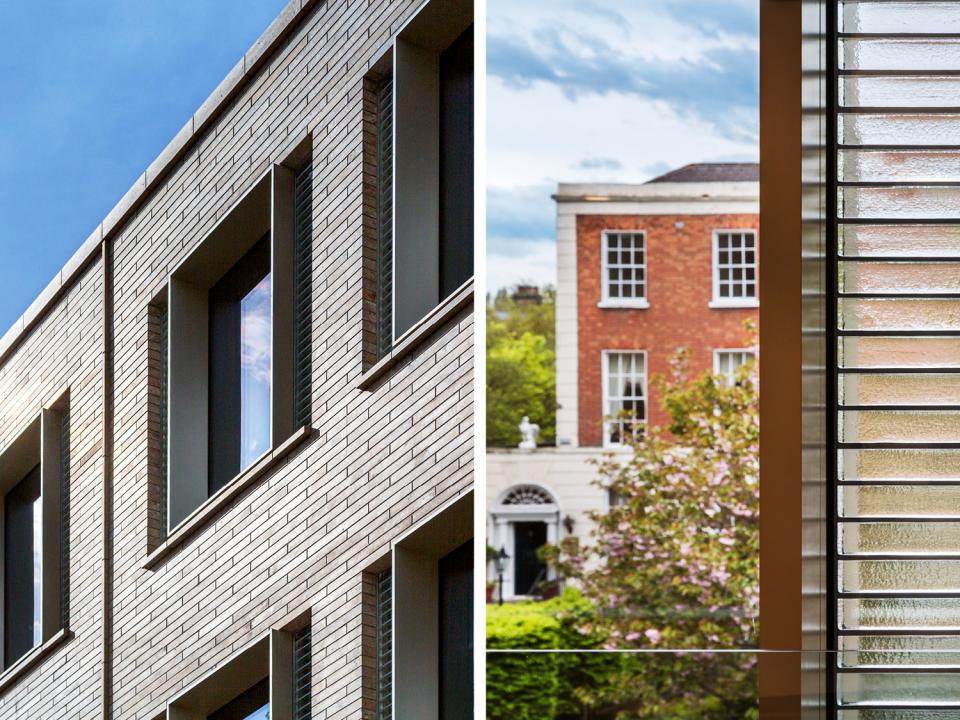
[556,163,760,448]
[0,0,474,718]
[487,164,758,600]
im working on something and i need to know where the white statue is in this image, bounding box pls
[518,416,540,449]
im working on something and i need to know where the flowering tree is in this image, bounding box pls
[544,337,759,717]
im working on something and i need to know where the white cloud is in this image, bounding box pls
[488,79,756,191]
[484,0,759,290]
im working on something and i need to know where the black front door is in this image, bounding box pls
[513,521,547,596]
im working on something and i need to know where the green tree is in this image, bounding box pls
[486,287,556,447]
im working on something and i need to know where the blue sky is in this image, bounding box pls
[0,0,289,334]
[487,0,759,292]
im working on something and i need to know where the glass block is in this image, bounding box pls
[842,225,960,258]
[840,711,960,720]
[842,38,960,72]
[840,298,960,331]
[840,559,960,592]
[841,410,960,443]
[842,77,960,108]
[841,522,960,554]
[840,635,960,667]
[841,597,960,630]
[841,187,960,220]
[840,261,960,294]
[840,337,960,368]
[842,2,960,34]
[841,485,960,518]
[842,374,960,405]
[840,114,960,146]
[840,449,960,482]
[841,150,960,183]
[838,671,960,705]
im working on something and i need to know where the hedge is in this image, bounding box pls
[485,590,758,719]
[486,590,629,720]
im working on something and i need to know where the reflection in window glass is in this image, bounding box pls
[243,705,269,720]
[32,494,41,646]
[240,273,272,470]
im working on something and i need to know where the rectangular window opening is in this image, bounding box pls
[714,349,755,387]
[362,0,473,372]
[166,163,305,533]
[601,231,647,306]
[712,230,757,306]
[4,464,42,666]
[0,403,69,669]
[208,235,273,494]
[603,351,647,447]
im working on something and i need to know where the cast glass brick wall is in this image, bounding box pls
[835,0,960,710]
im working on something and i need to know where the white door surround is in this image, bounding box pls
[488,484,560,600]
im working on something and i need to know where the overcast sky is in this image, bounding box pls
[0,0,289,334]
[487,0,759,293]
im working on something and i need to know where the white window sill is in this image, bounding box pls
[597,300,649,310]
[0,628,72,696]
[601,443,636,453]
[144,425,312,570]
[709,299,759,309]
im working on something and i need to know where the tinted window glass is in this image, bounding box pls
[4,464,41,667]
[208,236,272,494]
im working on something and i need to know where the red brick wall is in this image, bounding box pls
[577,213,759,446]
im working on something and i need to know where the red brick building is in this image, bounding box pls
[554,163,759,448]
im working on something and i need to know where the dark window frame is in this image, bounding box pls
[207,234,272,496]
[3,464,41,668]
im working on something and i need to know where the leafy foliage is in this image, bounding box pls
[487,590,631,720]
[486,287,556,447]
[538,331,760,717]
[486,592,758,719]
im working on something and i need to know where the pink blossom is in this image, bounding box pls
[644,628,662,645]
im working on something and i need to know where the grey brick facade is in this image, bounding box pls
[0,0,474,717]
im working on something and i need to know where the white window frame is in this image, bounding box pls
[710,229,758,309]
[601,350,647,449]
[713,348,755,386]
[599,230,649,309]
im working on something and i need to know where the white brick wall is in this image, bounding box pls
[0,1,473,717]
